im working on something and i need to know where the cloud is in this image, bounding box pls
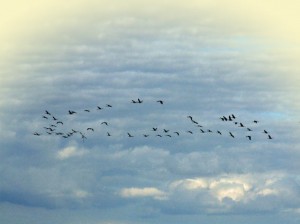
[56,146,88,160]
[119,187,167,200]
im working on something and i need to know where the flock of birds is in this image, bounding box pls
[33,98,273,143]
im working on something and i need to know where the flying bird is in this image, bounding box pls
[152,127,158,131]
[107,132,111,136]
[217,131,222,135]
[33,132,41,136]
[87,128,94,132]
[263,130,268,134]
[97,106,103,110]
[163,129,169,133]
[127,133,134,137]
[137,98,143,103]
[42,116,48,119]
[52,116,58,120]
[45,110,51,115]
[84,109,90,112]
[253,120,259,123]
[57,121,63,125]
[68,110,77,115]
[106,104,112,108]
[101,121,108,126]
[174,131,180,136]
[229,132,235,138]
[157,100,163,104]
[268,135,272,139]
[187,131,193,134]
[143,134,149,137]
[246,135,252,140]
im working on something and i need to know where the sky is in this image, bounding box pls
[1,0,300,223]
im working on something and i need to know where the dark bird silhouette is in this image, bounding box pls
[174,131,180,136]
[166,134,172,137]
[131,100,137,103]
[197,124,203,127]
[157,100,163,104]
[223,116,228,121]
[229,132,235,138]
[33,132,41,136]
[187,131,193,134]
[97,106,103,110]
[247,128,252,131]
[143,134,149,137]
[50,124,56,127]
[87,128,94,132]
[56,132,64,135]
[232,114,236,119]
[45,110,51,115]
[43,116,48,119]
[46,132,52,135]
[187,116,193,120]
[163,129,169,133]
[228,116,232,121]
[268,135,272,139]
[68,110,76,115]
[152,127,158,131]
[101,121,108,126]
[106,104,112,107]
[52,116,58,120]
[192,120,198,124]
[234,122,238,125]
[207,129,213,133]
[246,135,252,140]
[200,129,205,133]
[127,133,134,137]
[72,129,78,133]
[253,120,258,123]
[62,136,68,138]
[263,130,268,134]
[239,123,244,127]
[137,98,143,103]
[217,131,222,135]
[84,109,90,112]
[156,134,162,137]
[57,121,63,125]
[107,132,111,136]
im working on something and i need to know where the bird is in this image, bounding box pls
[263,130,268,134]
[107,132,111,136]
[231,114,236,119]
[247,128,252,131]
[143,134,149,137]
[239,123,244,127]
[137,98,143,103]
[217,131,222,135]
[229,132,235,138]
[87,128,94,132]
[97,106,103,110]
[268,135,272,139]
[127,133,134,137]
[101,121,108,126]
[166,134,172,137]
[106,104,112,107]
[163,129,169,133]
[187,116,193,120]
[72,129,78,133]
[228,116,232,121]
[174,131,180,136]
[45,110,51,115]
[57,121,63,125]
[222,116,228,121]
[157,100,163,104]
[33,132,41,136]
[42,116,48,119]
[52,116,58,120]
[200,129,205,133]
[187,131,193,134]
[246,135,252,140]
[131,100,137,103]
[156,134,162,137]
[192,120,198,124]
[152,127,158,131]
[84,109,90,112]
[50,124,56,127]
[56,132,64,135]
[253,120,259,123]
[207,129,213,133]
[68,110,76,115]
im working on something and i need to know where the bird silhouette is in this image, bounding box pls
[84,109,90,112]
[246,135,252,140]
[239,123,244,127]
[163,129,169,133]
[156,134,162,137]
[263,130,268,134]
[187,131,193,134]
[52,116,58,120]
[143,134,149,137]
[101,121,108,126]
[45,110,51,115]
[217,131,222,135]
[247,128,252,131]
[232,114,236,119]
[157,100,163,104]
[87,128,94,132]
[137,98,143,103]
[43,116,48,119]
[174,131,180,136]
[57,121,63,125]
[152,127,158,131]
[268,135,272,139]
[127,133,134,137]
[69,110,76,115]
[229,132,235,138]
[107,132,111,136]
[106,104,112,107]
[200,129,205,133]
[33,132,41,136]
[253,120,259,123]
[97,106,103,110]
[131,100,137,103]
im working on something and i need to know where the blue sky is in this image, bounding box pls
[1,1,300,223]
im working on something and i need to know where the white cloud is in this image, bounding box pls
[119,187,167,200]
[56,146,88,160]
